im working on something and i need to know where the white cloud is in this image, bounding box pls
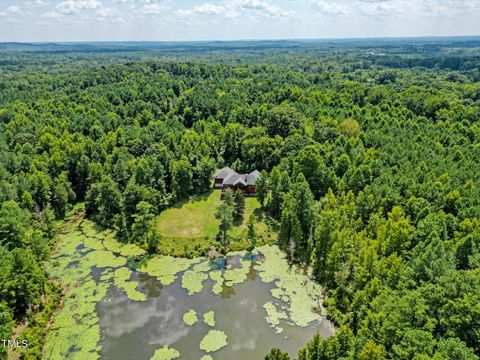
[33,0,49,6]
[3,0,480,40]
[44,0,127,23]
[356,0,404,17]
[51,0,102,16]
[138,3,166,15]
[312,1,349,16]
[235,0,294,18]
[0,5,22,16]
[175,3,226,19]
[176,0,295,21]
[194,3,225,15]
[0,4,33,21]
[422,0,480,15]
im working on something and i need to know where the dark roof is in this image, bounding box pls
[215,167,260,186]
[246,170,261,185]
[223,173,246,186]
[214,166,236,179]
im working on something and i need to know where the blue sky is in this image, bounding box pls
[0,0,479,41]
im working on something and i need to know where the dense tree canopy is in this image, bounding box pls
[0,41,479,359]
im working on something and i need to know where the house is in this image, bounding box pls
[213,167,261,196]
[213,167,236,188]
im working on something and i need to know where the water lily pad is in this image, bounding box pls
[199,330,228,353]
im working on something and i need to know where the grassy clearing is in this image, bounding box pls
[156,190,268,238]
[156,190,275,257]
[157,190,222,238]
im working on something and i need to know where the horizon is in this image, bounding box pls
[2,34,480,45]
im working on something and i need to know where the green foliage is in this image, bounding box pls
[265,348,290,360]
[247,216,257,251]
[0,302,13,359]
[131,201,156,250]
[234,190,245,220]
[256,170,269,208]
[0,41,479,359]
[0,200,30,249]
[171,158,193,201]
[2,247,46,317]
[216,191,235,251]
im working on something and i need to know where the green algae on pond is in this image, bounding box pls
[150,346,180,360]
[44,217,150,358]
[255,245,324,327]
[200,330,228,353]
[203,311,216,327]
[263,301,288,327]
[223,257,251,286]
[182,269,209,295]
[209,269,224,295]
[114,267,147,302]
[183,309,198,326]
[45,216,335,359]
[139,255,200,285]
[44,225,117,358]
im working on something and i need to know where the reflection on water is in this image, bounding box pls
[97,255,336,360]
[137,273,162,298]
[247,261,257,281]
[220,284,236,299]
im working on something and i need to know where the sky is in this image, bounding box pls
[0,0,479,42]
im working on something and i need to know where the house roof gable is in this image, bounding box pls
[214,167,260,186]
[246,170,261,185]
[214,166,236,179]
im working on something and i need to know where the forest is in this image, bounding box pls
[0,38,479,359]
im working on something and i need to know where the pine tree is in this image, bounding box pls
[234,190,245,220]
[215,201,234,253]
[131,201,155,246]
[247,216,257,251]
[270,170,291,219]
[279,193,302,262]
[291,173,315,255]
[256,170,269,209]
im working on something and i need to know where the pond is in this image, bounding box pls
[44,217,336,360]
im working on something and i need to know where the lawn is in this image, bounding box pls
[155,190,275,257]
[156,189,268,239]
